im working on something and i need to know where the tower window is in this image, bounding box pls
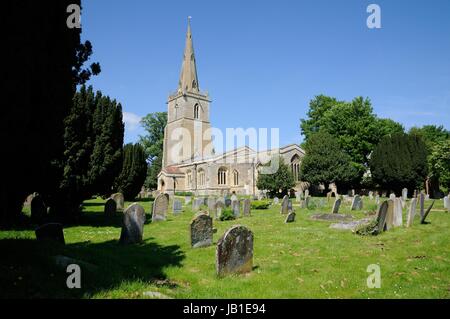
[194,104,200,119]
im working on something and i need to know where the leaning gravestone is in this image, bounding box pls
[351,195,362,210]
[280,195,289,214]
[190,213,214,248]
[406,198,417,227]
[385,199,395,230]
[232,200,240,218]
[120,203,146,244]
[243,199,251,217]
[111,193,124,211]
[214,201,224,219]
[331,198,341,214]
[419,192,425,218]
[35,223,65,244]
[273,197,279,205]
[152,193,169,222]
[31,194,47,224]
[375,201,389,233]
[393,198,403,227]
[420,200,435,224]
[173,199,182,215]
[285,212,296,223]
[216,225,254,276]
[104,198,117,217]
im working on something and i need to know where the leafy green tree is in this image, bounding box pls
[299,131,359,193]
[115,144,148,200]
[409,125,450,152]
[428,139,450,193]
[257,157,295,197]
[139,112,167,189]
[370,133,428,195]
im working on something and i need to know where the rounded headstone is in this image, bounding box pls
[190,213,213,248]
[120,203,146,244]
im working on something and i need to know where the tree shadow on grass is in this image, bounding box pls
[0,237,185,298]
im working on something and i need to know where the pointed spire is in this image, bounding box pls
[178,16,199,93]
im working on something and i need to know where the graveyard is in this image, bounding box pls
[1,194,449,299]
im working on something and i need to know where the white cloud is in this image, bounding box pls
[122,112,142,131]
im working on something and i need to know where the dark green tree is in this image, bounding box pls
[256,157,295,197]
[139,112,167,189]
[115,144,148,200]
[370,133,428,195]
[428,139,450,194]
[299,131,359,193]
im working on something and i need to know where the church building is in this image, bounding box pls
[157,19,306,196]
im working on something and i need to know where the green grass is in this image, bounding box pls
[1,197,449,299]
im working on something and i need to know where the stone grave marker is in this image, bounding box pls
[376,201,389,233]
[331,198,341,214]
[207,197,216,212]
[120,203,146,244]
[273,197,279,205]
[111,193,124,210]
[190,213,213,248]
[280,195,289,214]
[152,193,169,222]
[385,199,395,230]
[232,200,240,218]
[214,201,224,219]
[173,199,183,215]
[393,198,403,227]
[285,212,296,223]
[243,199,251,217]
[406,198,417,227]
[35,223,65,244]
[402,188,408,201]
[216,225,254,276]
[185,196,192,205]
[104,198,117,217]
[351,195,362,210]
[31,194,47,224]
[419,192,425,218]
[420,200,435,224]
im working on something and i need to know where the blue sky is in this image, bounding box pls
[81,0,450,147]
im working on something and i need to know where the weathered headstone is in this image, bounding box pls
[230,194,238,202]
[173,199,182,215]
[385,199,395,230]
[288,200,294,213]
[402,188,408,201]
[104,198,117,217]
[31,194,47,223]
[331,198,341,214]
[192,198,203,211]
[111,193,124,210]
[273,197,279,205]
[304,196,310,209]
[216,225,254,276]
[232,200,240,218]
[389,193,396,200]
[375,195,380,205]
[242,199,251,217]
[369,191,374,200]
[120,203,146,244]
[185,196,192,205]
[351,195,362,210]
[225,198,232,207]
[393,198,403,227]
[420,200,435,224]
[406,198,417,227]
[295,192,301,202]
[35,223,65,244]
[207,197,216,212]
[419,192,425,218]
[285,212,296,223]
[152,193,169,222]
[444,196,449,210]
[280,195,289,214]
[190,213,213,248]
[375,201,389,233]
[214,201,224,219]
[304,189,309,199]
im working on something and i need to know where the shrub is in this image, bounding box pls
[175,191,193,196]
[251,200,271,210]
[219,209,235,221]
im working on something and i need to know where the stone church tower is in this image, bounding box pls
[162,19,213,167]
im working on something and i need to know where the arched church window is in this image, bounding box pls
[218,167,227,185]
[290,154,301,182]
[194,104,200,119]
[198,169,205,187]
[186,170,192,189]
[233,170,239,186]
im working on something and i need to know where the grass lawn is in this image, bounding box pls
[1,196,449,299]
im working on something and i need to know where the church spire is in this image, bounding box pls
[178,16,199,93]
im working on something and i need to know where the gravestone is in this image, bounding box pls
[375,195,380,205]
[192,198,203,211]
[242,199,251,217]
[385,199,395,230]
[285,212,296,223]
[444,196,449,210]
[35,223,65,244]
[111,193,124,210]
[368,191,374,200]
[31,194,47,224]
[304,189,309,199]
[225,198,232,207]
[288,200,294,213]
[230,194,238,202]
[214,201,224,219]
[393,198,403,227]
[173,199,182,215]
[389,193,396,200]
[207,197,216,212]
[295,192,301,202]
[185,196,192,205]
[402,188,408,201]
[190,213,214,248]
[280,195,289,214]
[104,198,117,217]
[273,197,279,205]
[375,201,389,233]
[406,198,417,227]
[152,193,169,222]
[24,193,37,207]
[331,198,341,214]
[216,225,254,276]
[420,200,435,224]
[120,203,146,244]
[419,192,425,218]
[351,195,362,210]
[232,200,240,218]
[311,213,353,222]
[304,196,311,209]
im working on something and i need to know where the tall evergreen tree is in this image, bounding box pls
[115,144,148,200]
